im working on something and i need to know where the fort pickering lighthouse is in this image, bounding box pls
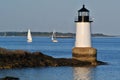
[72,5,97,65]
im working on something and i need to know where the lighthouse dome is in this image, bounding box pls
[78,5,89,12]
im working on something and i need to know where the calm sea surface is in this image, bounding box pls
[0,36,120,80]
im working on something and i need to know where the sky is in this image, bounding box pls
[0,0,120,35]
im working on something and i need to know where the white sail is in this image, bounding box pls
[27,29,32,43]
[51,30,58,43]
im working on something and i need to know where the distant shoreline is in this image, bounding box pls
[0,32,116,37]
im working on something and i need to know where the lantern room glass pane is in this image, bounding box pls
[80,12,89,16]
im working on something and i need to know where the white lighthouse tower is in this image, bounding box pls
[75,5,92,47]
[72,5,97,65]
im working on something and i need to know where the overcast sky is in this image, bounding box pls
[0,0,120,35]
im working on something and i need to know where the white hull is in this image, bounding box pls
[27,39,32,43]
[52,39,58,43]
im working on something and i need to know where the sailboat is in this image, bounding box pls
[27,29,32,43]
[51,30,58,43]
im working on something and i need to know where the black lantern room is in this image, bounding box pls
[75,5,92,22]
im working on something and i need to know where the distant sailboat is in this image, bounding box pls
[27,29,32,43]
[51,30,58,43]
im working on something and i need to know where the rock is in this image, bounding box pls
[0,76,19,80]
[0,48,107,69]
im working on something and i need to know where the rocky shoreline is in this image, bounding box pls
[0,48,107,69]
[0,76,19,80]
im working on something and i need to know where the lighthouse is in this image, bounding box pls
[72,5,97,65]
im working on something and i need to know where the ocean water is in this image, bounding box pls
[0,36,120,80]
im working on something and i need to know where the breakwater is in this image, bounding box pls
[0,48,107,69]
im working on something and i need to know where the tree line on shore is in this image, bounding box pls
[0,32,114,37]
